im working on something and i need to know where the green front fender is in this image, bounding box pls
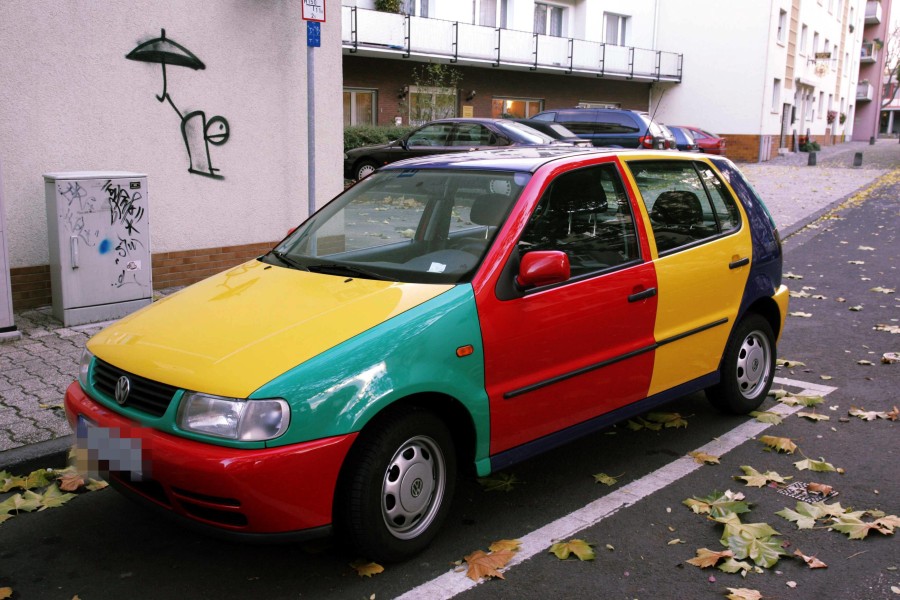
[253,284,491,470]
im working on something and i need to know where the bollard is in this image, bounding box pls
[808,151,817,166]
[869,136,876,145]
[853,152,863,167]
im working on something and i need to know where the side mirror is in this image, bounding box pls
[516,251,570,289]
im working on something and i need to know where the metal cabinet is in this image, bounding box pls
[44,172,152,326]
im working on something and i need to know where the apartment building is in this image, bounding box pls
[342,0,888,160]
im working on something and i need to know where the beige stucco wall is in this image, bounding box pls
[0,0,343,269]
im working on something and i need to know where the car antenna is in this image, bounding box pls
[645,86,666,141]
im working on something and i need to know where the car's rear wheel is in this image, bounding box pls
[706,313,776,414]
[355,160,378,181]
[337,408,456,562]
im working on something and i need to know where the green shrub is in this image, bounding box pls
[344,125,415,151]
[374,0,401,13]
[799,141,821,152]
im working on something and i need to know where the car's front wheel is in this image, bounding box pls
[337,408,456,562]
[706,313,776,414]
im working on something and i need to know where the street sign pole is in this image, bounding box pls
[303,0,325,217]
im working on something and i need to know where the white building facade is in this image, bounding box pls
[1,0,344,311]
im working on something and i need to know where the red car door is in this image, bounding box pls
[473,160,659,456]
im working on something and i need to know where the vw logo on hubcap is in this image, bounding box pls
[114,376,131,405]
[410,477,424,498]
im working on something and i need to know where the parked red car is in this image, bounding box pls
[674,126,726,155]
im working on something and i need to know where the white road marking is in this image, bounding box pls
[395,377,837,600]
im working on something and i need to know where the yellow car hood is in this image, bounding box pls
[88,260,451,397]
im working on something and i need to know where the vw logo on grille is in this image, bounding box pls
[114,376,131,405]
[410,478,424,498]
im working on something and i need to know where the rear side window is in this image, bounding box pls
[627,160,742,254]
[408,123,453,147]
[595,112,640,133]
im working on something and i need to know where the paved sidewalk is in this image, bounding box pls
[1,139,898,471]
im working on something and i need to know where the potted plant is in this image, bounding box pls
[839,112,847,124]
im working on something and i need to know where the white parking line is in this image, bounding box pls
[395,377,837,600]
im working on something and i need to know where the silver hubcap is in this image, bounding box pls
[381,435,446,540]
[358,164,375,179]
[736,330,771,399]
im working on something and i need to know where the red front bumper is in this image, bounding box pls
[64,382,357,537]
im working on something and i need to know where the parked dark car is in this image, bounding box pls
[511,119,592,147]
[667,125,700,152]
[343,118,570,181]
[531,108,667,149]
[673,125,726,155]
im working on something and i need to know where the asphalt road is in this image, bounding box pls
[1,178,898,599]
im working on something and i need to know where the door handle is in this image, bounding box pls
[729,257,750,270]
[70,236,79,269]
[628,287,657,302]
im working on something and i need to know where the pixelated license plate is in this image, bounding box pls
[76,415,146,480]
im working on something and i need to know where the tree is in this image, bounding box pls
[880,27,900,107]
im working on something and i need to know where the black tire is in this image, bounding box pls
[706,313,776,414]
[336,408,456,562]
[355,160,378,181]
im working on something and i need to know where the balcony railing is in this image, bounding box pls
[865,0,882,24]
[857,81,874,101]
[342,6,683,83]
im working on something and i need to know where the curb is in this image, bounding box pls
[0,434,72,474]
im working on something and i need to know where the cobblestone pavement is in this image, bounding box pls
[1,139,898,468]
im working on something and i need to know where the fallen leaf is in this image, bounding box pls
[797,411,830,422]
[592,473,620,486]
[794,457,837,472]
[789,290,811,298]
[830,515,889,540]
[735,466,791,488]
[849,305,863,312]
[86,478,109,491]
[646,412,689,428]
[794,549,827,568]
[58,472,86,492]
[749,411,783,424]
[779,394,824,407]
[847,260,865,265]
[806,482,833,496]
[725,533,785,568]
[0,587,10,600]
[683,490,750,517]
[849,406,883,421]
[884,406,899,421]
[869,286,895,294]
[726,586,764,600]
[718,558,754,575]
[689,451,720,465]
[350,560,384,577]
[715,513,781,544]
[784,272,804,279]
[857,360,875,366]
[686,547,734,568]
[858,246,875,251]
[874,323,900,334]
[464,549,514,581]
[478,472,519,492]
[789,311,812,318]
[777,502,826,529]
[759,435,798,454]
[38,483,76,510]
[819,375,833,380]
[488,539,522,553]
[667,538,685,545]
[549,539,595,561]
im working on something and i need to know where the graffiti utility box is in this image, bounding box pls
[44,172,152,326]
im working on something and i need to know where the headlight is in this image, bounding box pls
[78,347,94,388]
[177,392,290,441]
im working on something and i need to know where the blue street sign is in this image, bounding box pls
[307,21,321,47]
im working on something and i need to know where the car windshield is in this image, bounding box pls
[268,169,531,284]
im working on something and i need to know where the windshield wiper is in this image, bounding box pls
[306,262,396,281]
[269,250,308,271]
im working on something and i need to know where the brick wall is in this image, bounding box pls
[344,55,652,125]
[10,241,278,312]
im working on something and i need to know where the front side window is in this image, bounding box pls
[450,123,497,146]
[519,164,639,278]
[270,169,530,284]
[407,123,454,147]
[627,161,741,254]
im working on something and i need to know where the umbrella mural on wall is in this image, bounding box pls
[126,29,230,180]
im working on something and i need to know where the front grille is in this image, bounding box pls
[93,359,179,417]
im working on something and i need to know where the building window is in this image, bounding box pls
[813,32,819,53]
[408,85,457,125]
[534,3,564,37]
[343,89,376,126]
[818,92,825,117]
[604,12,629,46]
[479,0,509,28]
[772,79,782,112]
[777,10,787,43]
[577,101,621,108]
[401,0,429,18]
[491,97,544,118]
[800,24,808,54]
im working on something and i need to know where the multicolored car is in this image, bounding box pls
[65,147,788,562]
